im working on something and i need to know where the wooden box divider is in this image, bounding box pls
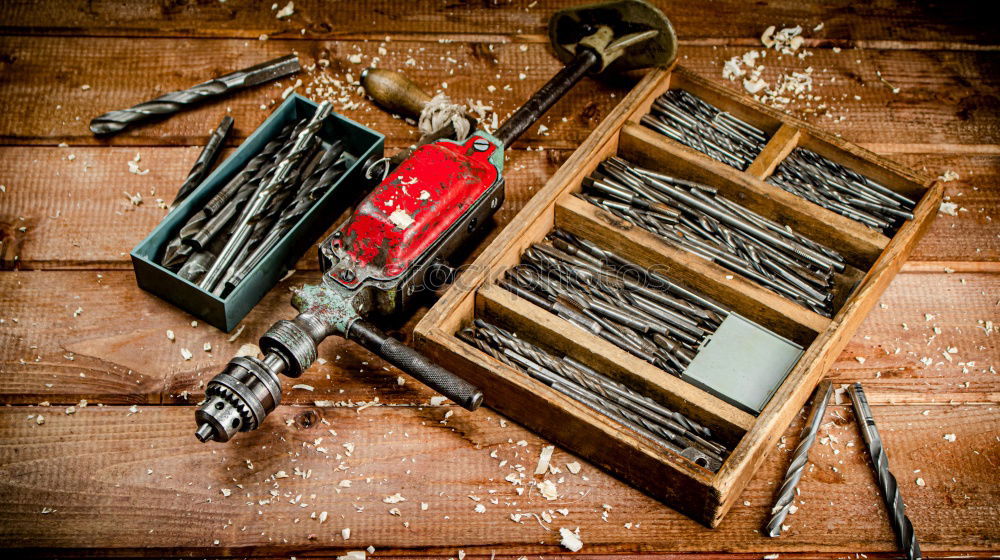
[414,64,942,527]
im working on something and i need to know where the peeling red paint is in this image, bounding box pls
[335,136,500,280]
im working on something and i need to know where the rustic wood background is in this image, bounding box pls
[0,1,997,557]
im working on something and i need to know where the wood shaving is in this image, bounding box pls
[939,201,960,216]
[534,445,554,475]
[235,343,261,358]
[166,330,175,341]
[566,461,581,474]
[292,384,315,391]
[341,527,351,540]
[537,479,558,500]
[180,348,193,361]
[559,527,583,552]
[943,433,956,442]
[383,493,406,504]
[275,1,294,18]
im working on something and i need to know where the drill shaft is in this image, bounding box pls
[765,379,833,537]
[90,55,300,135]
[849,382,921,560]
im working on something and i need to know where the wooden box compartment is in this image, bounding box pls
[414,66,942,527]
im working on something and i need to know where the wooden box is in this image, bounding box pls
[413,66,942,527]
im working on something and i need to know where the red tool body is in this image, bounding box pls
[324,135,503,300]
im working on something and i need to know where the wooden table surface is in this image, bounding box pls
[0,1,997,557]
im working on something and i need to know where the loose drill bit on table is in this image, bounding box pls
[460,318,727,471]
[849,382,921,560]
[499,228,728,378]
[578,156,847,316]
[768,148,916,235]
[90,54,300,136]
[765,379,833,537]
[641,89,768,170]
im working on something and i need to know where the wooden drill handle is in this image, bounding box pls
[361,68,433,119]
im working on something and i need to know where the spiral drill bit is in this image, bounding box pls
[160,121,298,268]
[765,379,833,537]
[199,100,332,291]
[169,115,234,211]
[90,54,300,136]
[848,382,921,560]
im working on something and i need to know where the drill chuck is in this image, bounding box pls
[195,354,286,442]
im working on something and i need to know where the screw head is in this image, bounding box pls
[340,269,355,282]
[473,138,490,152]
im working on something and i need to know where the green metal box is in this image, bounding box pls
[131,94,384,331]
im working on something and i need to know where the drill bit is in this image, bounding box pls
[160,121,298,269]
[169,115,234,211]
[765,379,833,537]
[199,100,332,291]
[90,54,300,136]
[848,382,921,560]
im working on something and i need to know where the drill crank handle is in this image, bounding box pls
[347,320,484,411]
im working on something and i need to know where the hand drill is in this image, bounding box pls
[195,0,677,442]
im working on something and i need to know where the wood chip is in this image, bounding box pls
[534,445,554,475]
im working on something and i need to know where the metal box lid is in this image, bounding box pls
[682,314,803,414]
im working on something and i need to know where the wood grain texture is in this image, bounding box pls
[0,0,995,48]
[0,403,996,555]
[3,267,996,407]
[0,37,997,150]
[2,149,996,269]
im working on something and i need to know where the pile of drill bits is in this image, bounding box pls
[641,89,768,170]
[578,156,847,317]
[500,228,729,378]
[460,319,728,471]
[160,101,350,296]
[768,148,916,235]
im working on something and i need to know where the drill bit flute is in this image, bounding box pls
[849,382,921,560]
[90,55,300,136]
[765,380,832,537]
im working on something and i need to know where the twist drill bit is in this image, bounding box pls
[169,115,234,211]
[90,54,300,136]
[199,101,331,291]
[765,380,833,537]
[848,383,921,560]
[160,120,298,268]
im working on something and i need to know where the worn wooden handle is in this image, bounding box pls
[361,68,434,119]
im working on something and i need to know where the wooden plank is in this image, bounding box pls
[0,403,996,554]
[746,124,802,179]
[6,269,994,407]
[0,146,562,270]
[0,0,995,47]
[0,37,998,150]
[2,149,996,270]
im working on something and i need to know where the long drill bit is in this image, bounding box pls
[848,382,921,560]
[90,54,300,136]
[159,121,298,269]
[198,101,332,291]
[765,379,833,537]
[169,115,234,211]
